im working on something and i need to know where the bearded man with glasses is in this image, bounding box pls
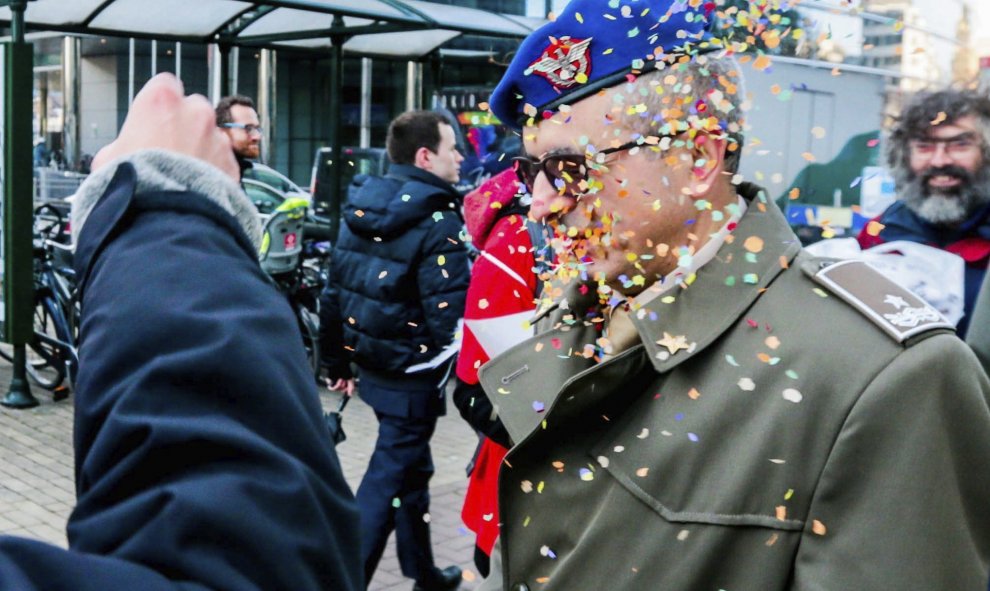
[475,1,990,590]
[216,94,262,182]
[858,89,990,337]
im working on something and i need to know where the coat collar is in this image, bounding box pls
[481,187,802,443]
[631,191,801,373]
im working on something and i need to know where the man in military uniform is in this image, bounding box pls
[476,1,990,590]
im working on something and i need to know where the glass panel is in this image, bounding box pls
[403,0,530,35]
[500,14,545,32]
[88,0,251,37]
[294,0,418,23]
[275,38,334,49]
[0,0,107,26]
[343,30,460,58]
[239,9,372,37]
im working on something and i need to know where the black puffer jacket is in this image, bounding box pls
[321,164,470,387]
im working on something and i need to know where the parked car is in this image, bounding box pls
[244,178,333,243]
[309,146,389,219]
[243,162,310,201]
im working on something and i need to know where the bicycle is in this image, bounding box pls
[0,203,79,397]
[258,198,328,382]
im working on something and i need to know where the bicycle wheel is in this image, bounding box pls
[25,293,67,391]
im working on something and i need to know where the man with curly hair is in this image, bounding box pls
[858,88,990,336]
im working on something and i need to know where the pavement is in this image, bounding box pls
[0,358,485,591]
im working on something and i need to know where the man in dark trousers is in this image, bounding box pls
[321,110,470,591]
[0,74,361,590]
[216,94,261,181]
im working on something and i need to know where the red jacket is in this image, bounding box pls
[456,169,540,554]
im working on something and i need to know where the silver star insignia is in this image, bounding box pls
[884,294,909,310]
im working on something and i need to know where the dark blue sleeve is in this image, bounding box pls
[0,181,362,590]
[416,211,470,351]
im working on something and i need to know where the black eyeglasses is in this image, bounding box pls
[511,140,645,196]
[221,122,263,136]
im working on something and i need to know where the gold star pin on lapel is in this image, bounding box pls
[657,332,690,355]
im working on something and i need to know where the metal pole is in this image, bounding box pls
[231,46,239,95]
[150,39,157,76]
[258,48,275,165]
[406,61,420,111]
[128,38,135,106]
[2,0,37,408]
[360,57,371,148]
[219,43,231,98]
[61,36,81,171]
[175,42,181,80]
[208,44,220,105]
[327,18,346,241]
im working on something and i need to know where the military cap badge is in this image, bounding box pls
[525,36,593,90]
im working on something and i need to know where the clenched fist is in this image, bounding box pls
[92,73,239,181]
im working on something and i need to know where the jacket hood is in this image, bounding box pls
[343,164,461,239]
[463,168,525,249]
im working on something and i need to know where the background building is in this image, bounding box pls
[26,0,531,187]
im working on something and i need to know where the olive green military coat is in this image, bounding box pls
[477,195,990,591]
[967,268,990,375]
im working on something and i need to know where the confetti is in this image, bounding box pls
[738,377,756,391]
[782,389,803,403]
[743,236,764,253]
[812,520,827,535]
[865,220,885,237]
[636,467,649,477]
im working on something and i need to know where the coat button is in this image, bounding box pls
[511,584,530,591]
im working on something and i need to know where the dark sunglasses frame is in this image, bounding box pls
[511,139,647,195]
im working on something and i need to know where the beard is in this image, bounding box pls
[895,163,990,226]
[234,143,260,161]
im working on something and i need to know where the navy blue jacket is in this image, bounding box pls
[0,162,361,590]
[859,200,990,337]
[320,164,469,391]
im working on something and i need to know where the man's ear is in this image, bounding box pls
[686,133,728,196]
[414,146,433,170]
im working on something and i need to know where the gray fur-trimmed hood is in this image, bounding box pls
[71,149,262,252]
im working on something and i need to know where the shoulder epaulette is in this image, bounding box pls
[810,259,955,343]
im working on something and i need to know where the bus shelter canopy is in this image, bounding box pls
[0,0,543,57]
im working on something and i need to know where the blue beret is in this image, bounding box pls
[490,0,721,129]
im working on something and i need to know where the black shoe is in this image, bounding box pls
[412,565,462,591]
